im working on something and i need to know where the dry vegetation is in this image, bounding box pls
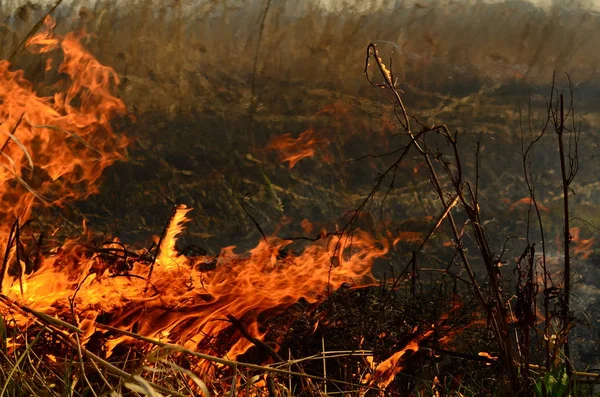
[0,0,598,396]
[3,0,600,114]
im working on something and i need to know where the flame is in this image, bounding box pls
[5,204,389,375]
[0,15,127,234]
[364,298,463,392]
[314,100,351,117]
[267,128,329,168]
[367,337,424,389]
[300,218,314,234]
[432,375,442,397]
[156,204,192,268]
[392,231,424,246]
[508,197,549,212]
[551,226,595,262]
[569,227,595,259]
[478,351,498,365]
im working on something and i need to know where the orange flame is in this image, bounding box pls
[478,351,498,365]
[392,231,424,246]
[508,197,549,213]
[0,15,127,232]
[364,298,462,391]
[366,335,426,389]
[301,218,314,234]
[5,205,390,374]
[551,227,596,261]
[570,227,595,259]
[267,128,329,168]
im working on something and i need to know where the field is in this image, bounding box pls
[0,0,599,395]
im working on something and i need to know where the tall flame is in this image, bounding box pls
[0,15,127,231]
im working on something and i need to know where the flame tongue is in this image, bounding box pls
[267,128,329,168]
[5,202,388,370]
[156,204,192,268]
[0,15,127,231]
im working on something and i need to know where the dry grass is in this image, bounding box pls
[0,1,599,395]
[2,0,600,116]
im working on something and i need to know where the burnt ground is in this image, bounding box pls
[65,78,600,248]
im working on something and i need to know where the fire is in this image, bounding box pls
[363,298,463,392]
[569,226,595,259]
[549,226,595,263]
[366,334,426,389]
[392,231,424,246]
[5,205,389,375]
[0,16,398,392]
[508,197,549,212]
[0,15,127,233]
[300,218,314,234]
[478,351,498,365]
[267,128,329,168]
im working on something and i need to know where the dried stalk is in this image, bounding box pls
[96,323,375,390]
[365,42,519,389]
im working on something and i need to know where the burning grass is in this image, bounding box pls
[0,26,483,392]
[0,14,127,233]
[0,1,599,396]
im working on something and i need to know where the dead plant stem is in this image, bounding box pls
[556,92,572,373]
